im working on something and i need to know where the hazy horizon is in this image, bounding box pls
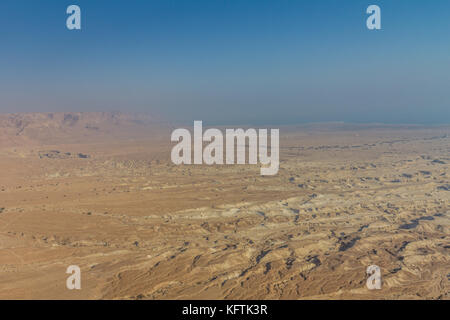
[1,0,449,125]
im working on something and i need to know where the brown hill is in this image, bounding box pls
[0,112,162,147]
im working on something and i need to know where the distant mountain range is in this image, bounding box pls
[0,112,163,147]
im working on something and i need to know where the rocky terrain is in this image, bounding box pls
[0,113,448,299]
[0,112,161,147]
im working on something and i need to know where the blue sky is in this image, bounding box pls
[0,0,449,124]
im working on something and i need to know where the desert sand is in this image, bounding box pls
[0,112,448,299]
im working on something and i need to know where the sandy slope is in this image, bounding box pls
[0,114,448,299]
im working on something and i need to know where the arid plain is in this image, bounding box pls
[0,112,448,299]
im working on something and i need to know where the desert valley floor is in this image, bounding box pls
[0,113,449,299]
